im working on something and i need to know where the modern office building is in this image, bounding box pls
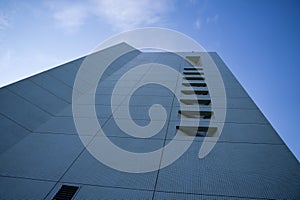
[0,43,299,199]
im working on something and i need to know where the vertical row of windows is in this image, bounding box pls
[176,56,217,137]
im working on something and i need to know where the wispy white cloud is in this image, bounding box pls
[0,50,12,70]
[0,13,9,30]
[92,0,173,30]
[53,6,87,31]
[46,2,88,32]
[195,19,201,29]
[206,14,219,24]
[47,0,173,32]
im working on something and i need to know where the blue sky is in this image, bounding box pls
[0,0,299,160]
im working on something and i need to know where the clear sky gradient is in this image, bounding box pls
[0,0,299,160]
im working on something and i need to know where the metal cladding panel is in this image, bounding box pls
[0,88,52,131]
[61,138,163,190]
[45,184,153,200]
[0,114,30,154]
[0,133,90,181]
[31,73,74,103]
[8,79,69,116]
[0,177,55,200]
[73,185,153,200]
[154,192,252,200]
[155,140,300,199]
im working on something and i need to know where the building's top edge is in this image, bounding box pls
[0,42,139,89]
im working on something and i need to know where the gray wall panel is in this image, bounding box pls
[156,140,300,199]
[0,88,51,131]
[0,133,90,181]
[31,73,73,103]
[8,79,69,116]
[0,114,30,154]
[0,177,55,200]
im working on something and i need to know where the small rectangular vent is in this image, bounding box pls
[183,76,205,80]
[181,90,209,95]
[182,82,207,87]
[178,110,212,119]
[184,67,203,71]
[180,99,211,105]
[183,71,204,75]
[52,185,79,200]
[176,125,217,137]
